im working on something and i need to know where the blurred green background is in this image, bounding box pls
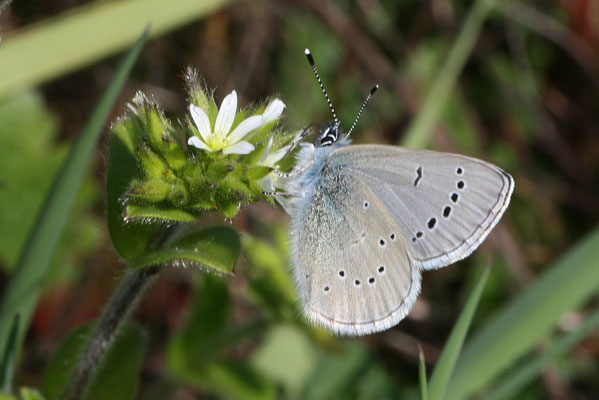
[0,0,597,399]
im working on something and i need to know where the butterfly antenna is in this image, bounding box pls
[346,84,379,138]
[305,48,339,125]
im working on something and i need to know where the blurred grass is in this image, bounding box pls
[447,228,599,400]
[0,0,231,96]
[428,265,490,400]
[0,30,147,363]
[401,0,498,149]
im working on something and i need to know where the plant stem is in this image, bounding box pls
[62,265,161,400]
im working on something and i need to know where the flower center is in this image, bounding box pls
[206,134,229,151]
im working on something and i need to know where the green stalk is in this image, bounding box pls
[401,0,498,149]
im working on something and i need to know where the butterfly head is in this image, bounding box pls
[305,48,378,148]
[318,120,341,147]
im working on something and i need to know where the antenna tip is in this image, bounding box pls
[370,84,379,94]
[304,48,314,65]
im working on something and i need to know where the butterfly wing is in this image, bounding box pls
[292,169,421,336]
[328,145,514,270]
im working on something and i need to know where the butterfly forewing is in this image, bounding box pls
[329,145,514,270]
[293,169,421,336]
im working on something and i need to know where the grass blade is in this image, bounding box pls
[0,0,231,97]
[447,227,599,400]
[0,30,147,359]
[418,344,428,400]
[0,315,19,393]
[485,309,599,400]
[401,0,498,149]
[428,264,490,400]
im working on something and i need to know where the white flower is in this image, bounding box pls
[187,91,286,155]
[262,99,286,124]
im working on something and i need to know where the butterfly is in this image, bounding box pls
[272,49,514,336]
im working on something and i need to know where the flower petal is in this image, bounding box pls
[264,145,289,166]
[223,140,255,155]
[262,99,286,124]
[188,136,212,151]
[260,136,274,164]
[189,104,212,142]
[214,90,237,135]
[227,115,263,144]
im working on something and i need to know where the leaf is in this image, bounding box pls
[0,315,18,394]
[173,361,276,400]
[446,228,599,400]
[251,325,317,397]
[428,264,490,400]
[0,0,233,96]
[168,276,274,400]
[106,118,161,261]
[0,30,147,363]
[129,226,240,274]
[302,343,370,400]
[43,324,146,400]
[485,309,599,400]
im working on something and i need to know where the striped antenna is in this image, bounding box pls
[346,84,379,138]
[305,48,339,125]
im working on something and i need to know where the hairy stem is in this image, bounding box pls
[62,224,176,400]
[62,265,160,400]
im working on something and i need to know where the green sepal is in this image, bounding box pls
[143,104,169,154]
[219,201,240,219]
[246,165,270,180]
[126,179,171,203]
[125,203,201,222]
[161,134,187,171]
[167,180,190,207]
[136,145,170,180]
[206,160,235,180]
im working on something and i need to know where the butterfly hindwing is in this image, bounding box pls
[292,168,421,336]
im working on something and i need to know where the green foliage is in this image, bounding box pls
[168,275,275,400]
[0,91,101,276]
[129,226,240,274]
[43,324,146,400]
[0,0,232,96]
[0,30,147,369]
[446,228,599,400]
